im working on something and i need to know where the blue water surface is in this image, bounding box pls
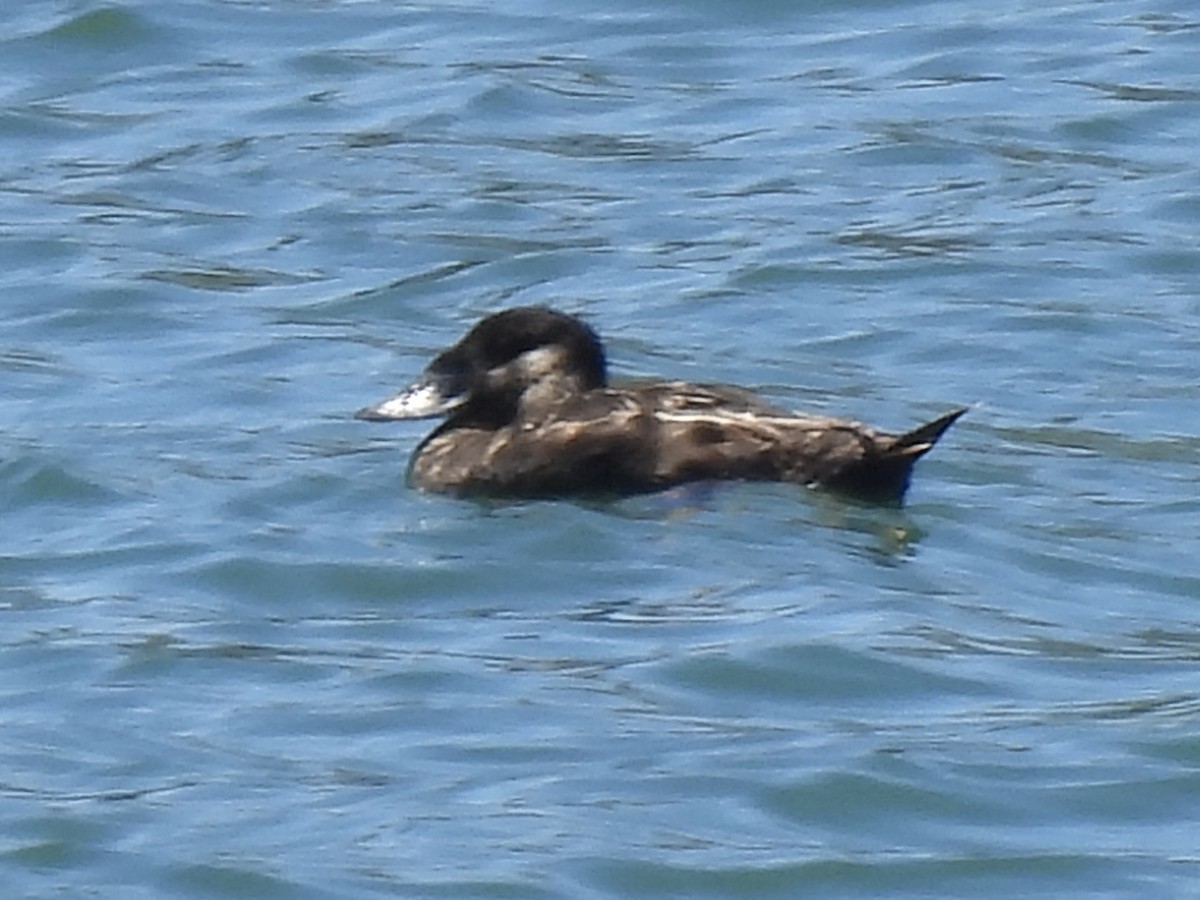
[3,0,1200,897]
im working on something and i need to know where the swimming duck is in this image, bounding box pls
[357,306,965,502]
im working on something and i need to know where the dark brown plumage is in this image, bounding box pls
[357,307,965,502]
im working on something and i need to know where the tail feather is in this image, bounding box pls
[823,407,967,503]
[888,407,969,459]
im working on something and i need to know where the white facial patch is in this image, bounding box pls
[513,346,568,380]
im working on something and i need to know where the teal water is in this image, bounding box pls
[3,0,1200,897]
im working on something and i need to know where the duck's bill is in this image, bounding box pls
[355,374,465,421]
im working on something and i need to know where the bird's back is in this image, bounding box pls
[408,377,963,502]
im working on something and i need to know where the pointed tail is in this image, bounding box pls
[888,407,969,460]
[825,407,966,503]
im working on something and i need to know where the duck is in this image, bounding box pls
[356,306,965,502]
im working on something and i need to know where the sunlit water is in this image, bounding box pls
[3,0,1199,897]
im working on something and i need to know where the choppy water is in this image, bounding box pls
[3,0,1200,897]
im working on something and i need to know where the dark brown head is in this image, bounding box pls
[356,307,608,428]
